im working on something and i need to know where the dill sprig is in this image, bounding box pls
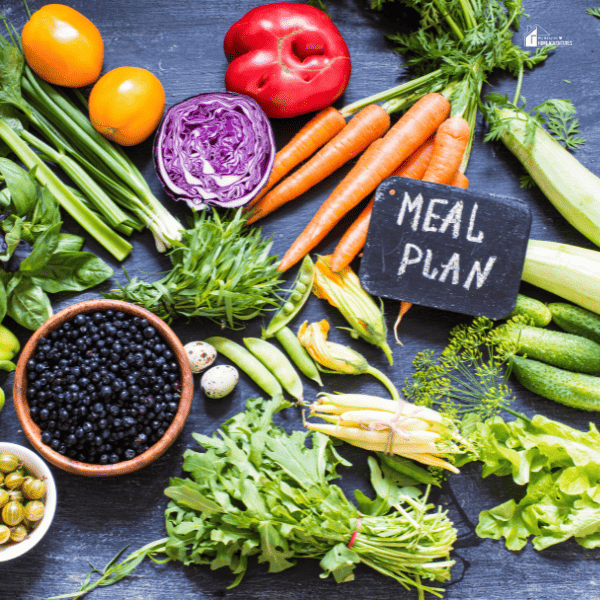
[403,317,524,437]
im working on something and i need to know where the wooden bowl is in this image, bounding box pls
[13,300,194,477]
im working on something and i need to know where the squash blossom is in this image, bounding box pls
[313,255,393,365]
[298,319,399,399]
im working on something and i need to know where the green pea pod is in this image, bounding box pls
[204,336,283,398]
[263,255,314,339]
[274,326,323,386]
[377,453,440,487]
[506,294,552,327]
[548,302,600,345]
[511,355,600,412]
[243,337,304,402]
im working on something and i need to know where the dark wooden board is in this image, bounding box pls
[359,178,532,318]
[0,1,599,599]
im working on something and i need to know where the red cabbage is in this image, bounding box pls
[154,92,276,210]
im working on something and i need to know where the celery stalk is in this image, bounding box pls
[0,120,132,261]
[522,239,600,314]
[499,108,600,247]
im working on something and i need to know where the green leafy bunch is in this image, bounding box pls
[104,209,286,329]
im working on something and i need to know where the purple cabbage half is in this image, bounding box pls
[153,92,276,211]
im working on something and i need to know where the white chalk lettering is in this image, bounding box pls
[463,256,497,290]
[439,200,463,239]
[398,243,423,276]
[397,192,424,231]
[422,249,438,279]
[466,203,484,243]
[439,252,461,284]
[422,198,448,233]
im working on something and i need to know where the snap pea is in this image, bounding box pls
[378,453,440,487]
[494,323,600,373]
[243,337,304,402]
[511,355,600,412]
[506,294,552,327]
[274,326,323,386]
[548,302,600,345]
[263,255,314,339]
[204,336,283,398]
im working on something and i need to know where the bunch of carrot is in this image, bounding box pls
[246,93,471,273]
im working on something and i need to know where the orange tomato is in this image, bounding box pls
[21,4,103,88]
[88,67,166,146]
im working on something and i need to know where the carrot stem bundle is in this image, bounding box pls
[246,107,347,210]
[277,93,451,271]
[246,104,391,225]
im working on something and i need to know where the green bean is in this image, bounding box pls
[377,453,440,487]
[204,336,283,398]
[274,326,323,386]
[243,337,304,402]
[263,255,314,338]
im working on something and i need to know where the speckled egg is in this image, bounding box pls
[184,341,217,374]
[200,365,239,399]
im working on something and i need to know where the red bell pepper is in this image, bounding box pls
[223,3,351,119]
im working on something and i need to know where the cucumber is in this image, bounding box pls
[494,323,600,373]
[548,302,600,345]
[506,294,552,327]
[511,355,600,412]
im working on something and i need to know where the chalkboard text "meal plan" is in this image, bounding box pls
[358,177,532,319]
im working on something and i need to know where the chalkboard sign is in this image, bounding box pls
[358,177,532,319]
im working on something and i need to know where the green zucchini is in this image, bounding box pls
[506,294,552,327]
[511,355,600,412]
[494,323,600,373]
[548,302,600,345]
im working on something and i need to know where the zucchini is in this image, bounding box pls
[494,323,600,373]
[506,294,552,327]
[511,356,600,412]
[548,302,600,345]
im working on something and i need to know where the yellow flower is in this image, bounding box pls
[298,319,399,399]
[313,255,393,364]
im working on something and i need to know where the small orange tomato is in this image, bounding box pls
[21,4,103,88]
[88,67,166,146]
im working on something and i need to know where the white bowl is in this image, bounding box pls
[0,443,57,561]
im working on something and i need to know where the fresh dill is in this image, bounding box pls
[587,7,600,18]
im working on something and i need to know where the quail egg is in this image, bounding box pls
[200,365,239,399]
[184,341,217,374]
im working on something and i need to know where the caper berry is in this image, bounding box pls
[2,500,24,527]
[24,500,44,522]
[7,489,23,503]
[0,451,19,473]
[0,524,9,544]
[4,471,23,490]
[22,477,46,500]
[9,525,28,543]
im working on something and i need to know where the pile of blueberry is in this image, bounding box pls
[26,309,181,466]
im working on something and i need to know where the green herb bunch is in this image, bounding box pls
[57,397,458,600]
[104,209,285,329]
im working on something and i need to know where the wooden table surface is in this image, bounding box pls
[1,1,600,598]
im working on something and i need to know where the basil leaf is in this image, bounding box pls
[0,158,36,216]
[19,221,62,274]
[7,278,52,330]
[0,278,6,323]
[30,251,113,293]
[0,215,22,261]
[56,233,85,253]
[31,186,60,227]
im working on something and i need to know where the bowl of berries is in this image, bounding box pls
[13,300,194,476]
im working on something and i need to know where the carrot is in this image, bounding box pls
[422,116,471,185]
[449,170,469,188]
[245,107,347,211]
[246,104,391,225]
[278,93,451,271]
[394,134,436,180]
